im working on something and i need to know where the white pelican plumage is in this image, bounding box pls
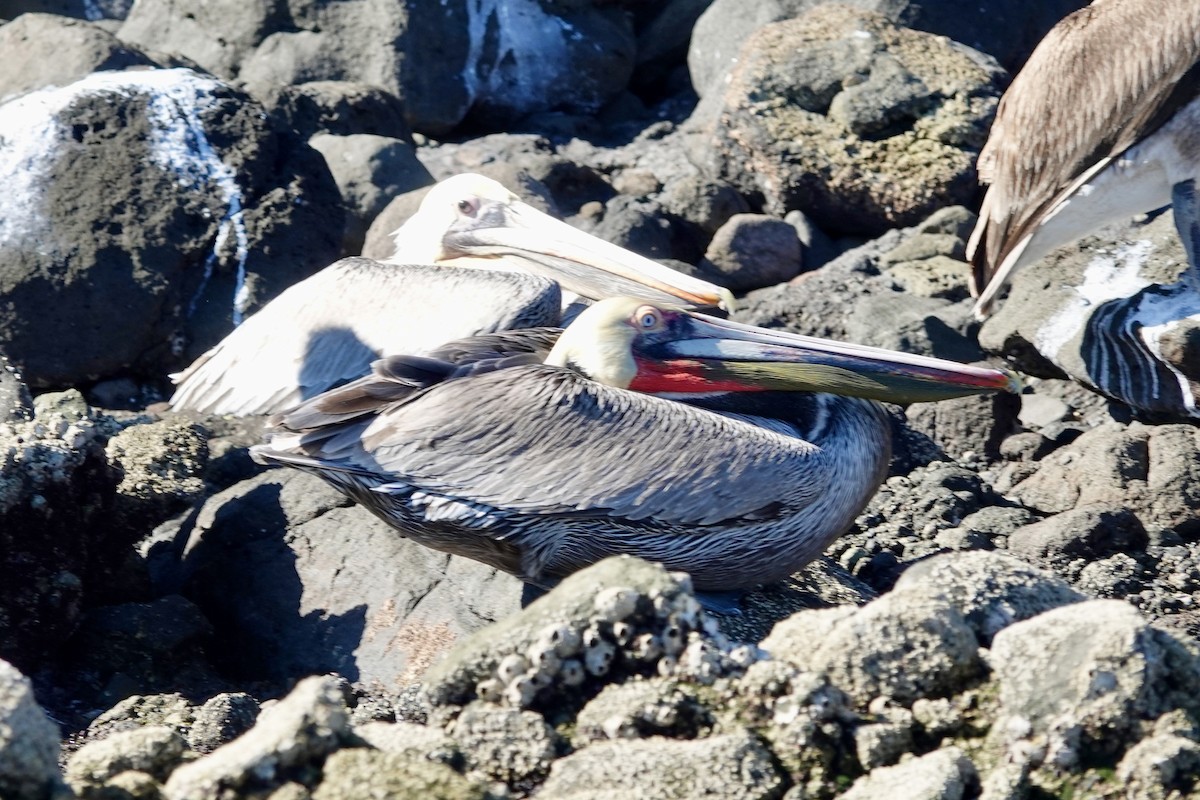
[170,174,732,416]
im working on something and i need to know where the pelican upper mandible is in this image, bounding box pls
[169,174,733,416]
[251,298,1017,591]
[967,0,1200,418]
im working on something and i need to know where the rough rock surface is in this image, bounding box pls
[2,5,1200,800]
[989,600,1200,775]
[0,392,119,668]
[162,675,351,799]
[0,659,63,800]
[542,729,785,799]
[0,67,342,388]
[145,469,524,690]
[687,0,1088,97]
[691,6,1004,236]
[0,13,157,102]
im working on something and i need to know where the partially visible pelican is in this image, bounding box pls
[170,174,732,416]
[251,298,1017,591]
[967,0,1200,418]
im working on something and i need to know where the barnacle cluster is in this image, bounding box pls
[474,576,767,708]
[0,398,102,514]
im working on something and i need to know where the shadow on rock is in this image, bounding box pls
[159,477,368,685]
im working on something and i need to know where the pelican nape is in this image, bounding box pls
[251,298,1018,592]
[169,173,733,417]
[967,0,1200,418]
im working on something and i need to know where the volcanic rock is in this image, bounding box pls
[0,659,63,800]
[691,6,1003,236]
[0,67,342,388]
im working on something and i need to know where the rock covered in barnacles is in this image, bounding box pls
[445,704,558,786]
[720,659,857,794]
[162,675,351,799]
[761,585,981,705]
[986,600,1200,773]
[572,678,714,746]
[420,557,761,712]
[65,725,187,796]
[312,748,494,799]
[105,419,209,532]
[539,728,784,800]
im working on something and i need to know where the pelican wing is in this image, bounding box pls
[170,258,561,416]
[277,365,826,528]
[970,0,1200,297]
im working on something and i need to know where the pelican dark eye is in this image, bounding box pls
[456,198,479,217]
[634,306,662,330]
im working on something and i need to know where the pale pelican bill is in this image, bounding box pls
[442,198,736,312]
[647,312,1021,403]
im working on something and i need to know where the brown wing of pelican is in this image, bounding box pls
[170,259,561,416]
[968,0,1200,312]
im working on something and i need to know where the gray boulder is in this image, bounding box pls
[1006,505,1149,570]
[701,213,802,292]
[658,174,751,237]
[539,728,785,800]
[145,469,523,691]
[687,0,1088,98]
[0,67,342,388]
[65,725,186,796]
[105,419,209,533]
[0,13,156,102]
[312,748,492,799]
[202,0,637,134]
[447,704,558,785]
[269,80,415,141]
[118,0,287,82]
[761,588,982,705]
[1005,422,1200,538]
[891,551,1083,645]
[905,390,1021,461]
[308,132,433,255]
[736,223,984,364]
[690,6,1003,236]
[0,659,63,800]
[988,599,1200,769]
[838,746,976,800]
[163,675,351,799]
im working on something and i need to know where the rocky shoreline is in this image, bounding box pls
[2,0,1200,798]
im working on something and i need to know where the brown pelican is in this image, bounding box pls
[251,298,1017,591]
[169,174,732,416]
[967,0,1200,418]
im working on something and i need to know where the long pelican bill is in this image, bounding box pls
[442,196,736,312]
[628,309,1021,403]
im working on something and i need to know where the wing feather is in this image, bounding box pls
[170,258,561,416]
[970,0,1200,298]
[260,366,827,528]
